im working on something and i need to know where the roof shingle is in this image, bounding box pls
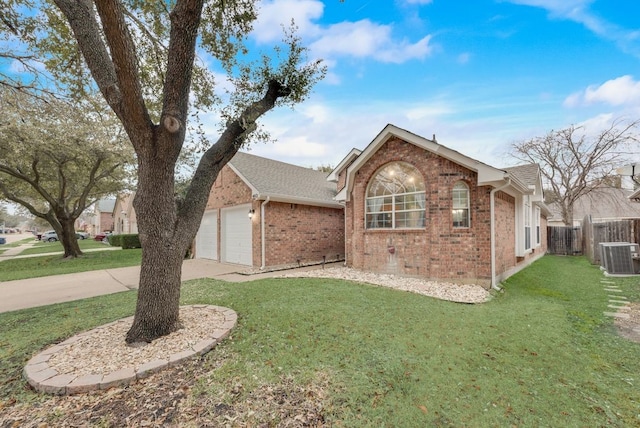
[229,152,340,206]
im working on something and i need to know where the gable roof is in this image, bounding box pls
[334,124,535,202]
[327,148,361,182]
[96,199,116,213]
[504,164,540,188]
[229,151,343,208]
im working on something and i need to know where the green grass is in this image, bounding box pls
[0,248,141,281]
[3,238,34,248]
[19,239,109,255]
[1,255,639,426]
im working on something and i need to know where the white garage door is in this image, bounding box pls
[221,204,253,266]
[195,211,218,260]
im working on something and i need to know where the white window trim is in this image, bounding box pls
[364,162,426,230]
[534,206,541,247]
[524,196,531,252]
[452,181,471,228]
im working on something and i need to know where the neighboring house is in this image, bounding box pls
[112,193,138,235]
[547,186,640,226]
[195,152,345,268]
[331,124,549,289]
[92,198,116,235]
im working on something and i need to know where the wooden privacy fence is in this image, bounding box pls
[547,216,640,263]
[547,226,583,255]
[581,216,640,265]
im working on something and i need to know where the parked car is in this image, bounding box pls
[41,230,58,242]
[41,230,89,241]
[94,232,112,242]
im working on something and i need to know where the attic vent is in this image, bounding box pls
[600,242,639,275]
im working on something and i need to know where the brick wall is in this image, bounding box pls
[100,212,114,233]
[205,166,253,210]
[262,202,344,267]
[494,191,516,276]
[346,137,493,285]
[202,164,344,268]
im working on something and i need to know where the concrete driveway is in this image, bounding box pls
[0,257,334,313]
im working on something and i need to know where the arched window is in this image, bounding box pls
[365,162,426,229]
[452,181,470,228]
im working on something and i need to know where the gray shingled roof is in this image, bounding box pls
[229,152,341,206]
[96,199,116,212]
[504,164,540,187]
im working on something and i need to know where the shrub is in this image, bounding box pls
[120,234,141,249]
[107,234,122,247]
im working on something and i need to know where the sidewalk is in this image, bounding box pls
[0,256,339,313]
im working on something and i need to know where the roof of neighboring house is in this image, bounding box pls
[504,164,540,188]
[229,151,343,208]
[548,186,640,222]
[96,199,116,213]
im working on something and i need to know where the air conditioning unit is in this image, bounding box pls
[600,242,640,275]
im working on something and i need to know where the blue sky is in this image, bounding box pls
[234,0,640,169]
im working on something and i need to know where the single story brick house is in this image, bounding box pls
[91,198,115,235]
[329,124,549,289]
[112,193,138,235]
[195,152,345,268]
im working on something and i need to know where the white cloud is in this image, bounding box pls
[564,75,640,107]
[505,0,591,16]
[310,20,432,63]
[405,104,453,121]
[253,0,324,43]
[506,0,640,57]
[252,0,434,64]
[301,103,330,124]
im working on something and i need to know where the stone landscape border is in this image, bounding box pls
[23,305,237,395]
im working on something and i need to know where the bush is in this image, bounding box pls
[120,234,141,249]
[107,234,122,247]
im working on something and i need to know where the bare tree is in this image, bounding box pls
[509,119,639,225]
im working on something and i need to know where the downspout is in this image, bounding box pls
[343,203,347,266]
[490,179,511,290]
[260,197,270,270]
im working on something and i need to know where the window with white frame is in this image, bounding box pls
[366,162,426,229]
[452,181,470,228]
[524,196,531,250]
[535,206,541,246]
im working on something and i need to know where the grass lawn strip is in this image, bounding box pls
[0,255,639,426]
[0,249,141,282]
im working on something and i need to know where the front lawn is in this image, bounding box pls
[1,255,639,426]
[19,239,110,255]
[0,249,142,281]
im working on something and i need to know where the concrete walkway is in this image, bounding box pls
[0,249,338,313]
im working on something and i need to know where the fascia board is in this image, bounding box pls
[253,192,344,209]
[534,201,552,216]
[328,148,362,182]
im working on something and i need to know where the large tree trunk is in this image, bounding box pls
[59,217,83,258]
[125,140,190,343]
[125,238,184,343]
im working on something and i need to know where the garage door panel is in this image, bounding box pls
[196,211,217,260]
[222,205,252,266]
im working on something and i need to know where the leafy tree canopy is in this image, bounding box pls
[0,88,134,256]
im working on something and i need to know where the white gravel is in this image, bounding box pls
[280,267,491,304]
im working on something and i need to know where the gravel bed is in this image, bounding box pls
[281,267,491,303]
